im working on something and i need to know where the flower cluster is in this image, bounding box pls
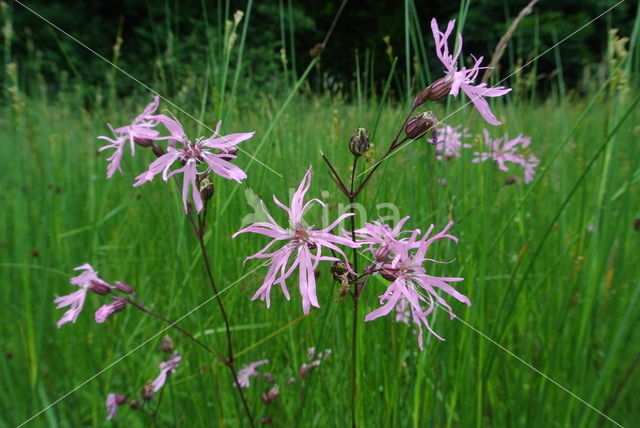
[106,351,182,420]
[98,96,255,213]
[53,264,134,328]
[472,129,540,183]
[357,219,470,350]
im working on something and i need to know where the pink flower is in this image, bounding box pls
[431,18,511,126]
[105,393,126,420]
[472,129,539,183]
[354,216,417,266]
[98,96,161,178]
[54,264,112,328]
[261,385,280,403]
[149,353,181,394]
[133,115,253,213]
[435,125,472,160]
[233,168,359,314]
[235,359,269,388]
[95,297,128,323]
[364,221,470,350]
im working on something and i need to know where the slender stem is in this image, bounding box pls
[193,214,256,428]
[348,155,360,428]
[128,300,225,362]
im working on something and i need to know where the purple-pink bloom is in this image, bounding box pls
[435,125,472,160]
[472,129,539,183]
[235,359,269,388]
[261,385,280,404]
[98,96,161,178]
[54,264,111,328]
[105,393,126,420]
[95,297,128,323]
[233,168,359,314]
[133,115,253,213]
[150,353,181,394]
[431,18,511,126]
[354,216,417,267]
[364,221,470,350]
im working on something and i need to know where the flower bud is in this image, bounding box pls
[405,112,438,141]
[160,335,174,352]
[115,281,135,294]
[199,176,215,203]
[133,137,153,147]
[151,144,166,158]
[89,280,112,295]
[412,76,452,107]
[261,385,280,404]
[373,245,390,262]
[505,176,518,185]
[95,297,128,323]
[633,217,640,231]
[349,128,371,157]
[380,264,400,281]
[262,372,275,382]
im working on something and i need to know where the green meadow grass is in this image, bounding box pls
[1,82,639,427]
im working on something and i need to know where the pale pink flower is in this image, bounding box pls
[133,115,253,213]
[435,125,472,160]
[105,393,126,420]
[364,222,470,350]
[431,18,511,126]
[54,264,112,328]
[235,359,269,388]
[354,216,417,267]
[149,353,181,393]
[233,168,359,314]
[472,130,539,183]
[95,297,128,323]
[98,96,161,178]
[394,299,411,325]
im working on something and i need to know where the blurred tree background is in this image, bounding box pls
[2,0,638,100]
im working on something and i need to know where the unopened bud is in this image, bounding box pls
[349,128,371,157]
[263,372,275,382]
[373,245,390,261]
[405,112,438,140]
[115,281,135,294]
[128,399,143,410]
[160,335,174,352]
[261,385,280,404]
[89,280,112,295]
[380,265,400,281]
[151,144,166,157]
[133,137,153,147]
[634,217,640,231]
[505,176,518,185]
[412,76,452,107]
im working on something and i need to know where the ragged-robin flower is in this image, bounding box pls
[233,168,359,314]
[472,129,539,183]
[133,115,254,213]
[148,353,181,394]
[54,264,113,328]
[431,18,511,126]
[363,221,470,350]
[235,359,269,388]
[105,393,126,420]
[98,95,161,178]
[435,124,472,160]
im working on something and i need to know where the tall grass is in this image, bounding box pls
[1,0,639,427]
